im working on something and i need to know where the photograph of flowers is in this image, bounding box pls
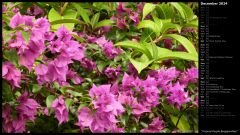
[2,2,198,133]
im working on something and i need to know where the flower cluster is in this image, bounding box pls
[2,61,21,89]
[140,117,165,133]
[113,2,142,29]
[95,36,122,59]
[2,91,39,133]
[149,67,198,109]
[9,12,50,71]
[51,96,69,124]
[76,84,124,132]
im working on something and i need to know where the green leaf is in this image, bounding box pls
[120,113,129,126]
[22,31,30,44]
[91,12,100,28]
[78,103,87,110]
[129,55,154,74]
[170,2,195,22]
[32,84,42,93]
[48,8,62,25]
[144,42,158,59]
[72,3,90,24]
[183,19,198,28]
[170,2,186,21]
[142,3,156,20]
[52,82,60,90]
[65,98,73,110]
[137,20,161,36]
[2,15,10,24]
[50,19,84,26]
[140,122,148,128]
[2,80,14,102]
[62,9,78,29]
[161,23,182,33]
[162,102,180,115]
[179,3,195,22]
[67,90,82,97]
[3,49,19,67]
[93,2,112,13]
[72,33,85,43]
[96,61,109,73]
[170,114,191,132]
[115,40,153,59]
[46,95,56,108]
[94,19,113,29]
[157,50,198,62]
[48,8,77,31]
[156,4,174,19]
[163,34,198,56]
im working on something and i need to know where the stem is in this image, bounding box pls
[153,35,163,44]
[175,105,191,127]
[60,2,68,16]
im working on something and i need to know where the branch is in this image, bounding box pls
[153,35,163,44]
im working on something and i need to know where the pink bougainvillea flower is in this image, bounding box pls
[95,36,108,46]
[2,5,7,13]
[2,104,26,133]
[80,58,97,71]
[10,12,23,28]
[102,41,122,59]
[2,91,39,133]
[44,31,55,41]
[137,3,143,13]
[35,63,48,75]
[19,39,45,71]
[128,62,138,77]
[16,91,39,121]
[9,13,50,71]
[140,117,165,133]
[116,17,127,29]
[179,67,198,86]
[122,72,135,88]
[87,35,97,43]
[175,44,187,52]
[132,102,151,116]
[139,85,160,108]
[164,38,173,49]
[104,66,121,80]
[89,84,111,98]
[95,36,121,59]
[55,25,72,42]
[102,26,112,33]
[166,82,192,109]
[2,61,21,89]
[76,107,120,133]
[67,70,83,84]
[76,107,94,131]
[33,17,50,32]
[48,40,64,53]
[27,5,43,16]
[23,16,34,27]
[116,2,127,15]
[149,67,180,87]
[129,12,139,25]
[162,81,185,95]
[89,84,125,116]
[51,96,69,125]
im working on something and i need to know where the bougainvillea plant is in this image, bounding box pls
[2,2,199,133]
